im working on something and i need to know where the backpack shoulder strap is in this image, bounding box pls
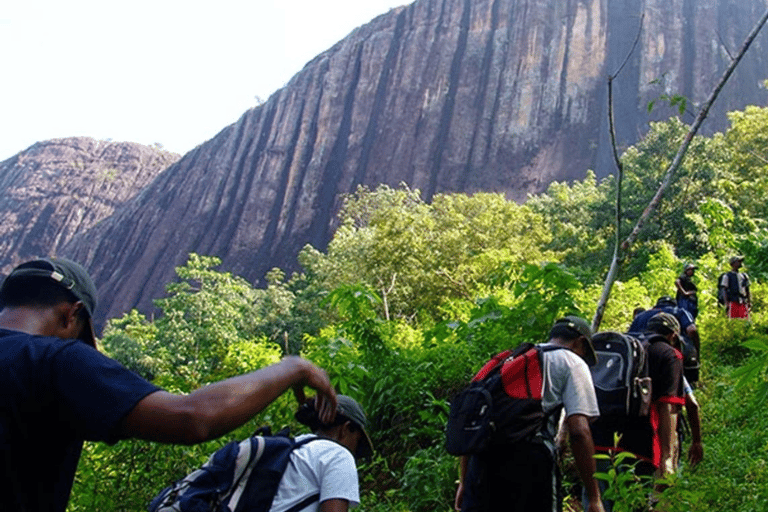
[284,493,321,512]
[512,341,536,356]
[279,436,326,512]
[230,435,326,512]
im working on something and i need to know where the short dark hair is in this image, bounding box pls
[0,275,85,322]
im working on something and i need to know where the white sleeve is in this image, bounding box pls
[561,354,600,419]
[318,445,360,508]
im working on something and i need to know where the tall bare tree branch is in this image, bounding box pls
[591,14,644,331]
[592,8,768,331]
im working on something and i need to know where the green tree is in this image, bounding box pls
[527,170,614,280]
[300,184,554,324]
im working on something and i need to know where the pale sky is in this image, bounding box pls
[0,0,410,161]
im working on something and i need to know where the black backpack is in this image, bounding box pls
[717,272,728,307]
[678,334,700,384]
[148,428,322,512]
[590,332,652,418]
[718,271,748,304]
[445,343,564,456]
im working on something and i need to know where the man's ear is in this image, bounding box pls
[572,336,585,356]
[57,301,84,338]
[340,421,360,442]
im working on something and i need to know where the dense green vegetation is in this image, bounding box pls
[68,106,768,511]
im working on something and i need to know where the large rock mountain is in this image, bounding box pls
[3,0,767,328]
[0,138,179,276]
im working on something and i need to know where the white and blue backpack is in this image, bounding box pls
[148,430,321,512]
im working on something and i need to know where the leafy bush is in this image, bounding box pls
[400,445,456,512]
[593,451,654,512]
[699,314,755,365]
[659,363,768,512]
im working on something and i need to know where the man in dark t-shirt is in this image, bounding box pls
[0,331,160,510]
[0,258,339,511]
[588,312,685,511]
[675,263,698,319]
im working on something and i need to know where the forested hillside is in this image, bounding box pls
[68,105,768,511]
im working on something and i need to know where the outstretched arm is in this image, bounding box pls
[567,414,605,512]
[118,356,337,444]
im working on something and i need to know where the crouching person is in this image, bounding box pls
[276,395,374,512]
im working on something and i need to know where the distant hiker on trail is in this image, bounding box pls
[588,312,685,512]
[453,316,605,512]
[0,257,338,512]
[719,255,751,319]
[675,263,699,319]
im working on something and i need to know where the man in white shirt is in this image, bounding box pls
[271,395,373,512]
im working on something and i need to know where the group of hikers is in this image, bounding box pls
[0,255,752,511]
[675,255,751,320]
[451,256,751,512]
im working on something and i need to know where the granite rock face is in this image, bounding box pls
[0,138,178,276]
[12,0,768,327]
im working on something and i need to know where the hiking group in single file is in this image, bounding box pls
[0,256,751,511]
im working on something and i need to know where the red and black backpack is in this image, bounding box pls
[445,343,564,456]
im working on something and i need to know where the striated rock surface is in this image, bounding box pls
[0,138,179,275]
[22,0,768,327]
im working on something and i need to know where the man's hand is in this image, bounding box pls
[688,441,703,466]
[289,356,338,424]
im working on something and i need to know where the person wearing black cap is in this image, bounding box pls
[675,263,698,319]
[455,316,605,512]
[588,312,685,511]
[273,395,374,512]
[629,296,700,384]
[0,257,339,512]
